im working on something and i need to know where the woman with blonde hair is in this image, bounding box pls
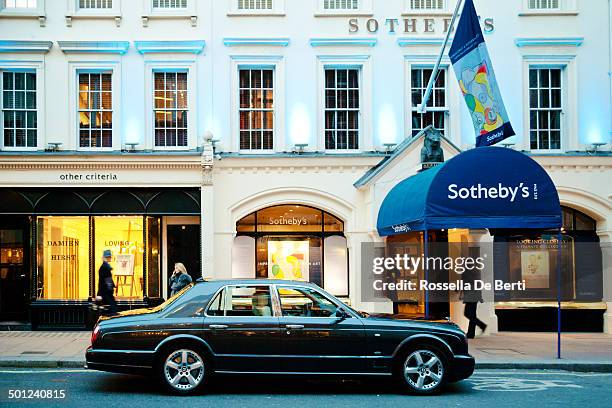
[169,262,192,296]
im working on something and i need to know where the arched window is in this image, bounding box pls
[233,205,348,296]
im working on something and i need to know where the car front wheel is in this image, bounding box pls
[158,347,207,395]
[398,347,447,395]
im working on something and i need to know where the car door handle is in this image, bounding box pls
[285,324,304,330]
[209,324,228,330]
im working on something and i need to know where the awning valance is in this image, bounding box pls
[377,147,562,236]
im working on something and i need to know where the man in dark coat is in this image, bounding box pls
[97,249,117,315]
[462,267,487,339]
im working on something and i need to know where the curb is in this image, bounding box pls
[1,360,612,372]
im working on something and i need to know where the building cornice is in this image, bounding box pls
[515,37,584,47]
[58,41,130,55]
[0,40,53,53]
[223,38,290,47]
[309,37,377,47]
[134,40,205,54]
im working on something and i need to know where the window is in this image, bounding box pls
[207,286,273,317]
[153,0,186,9]
[277,287,339,317]
[37,217,90,300]
[2,71,37,148]
[3,0,37,8]
[410,0,444,10]
[239,69,274,150]
[324,0,358,10]
[325,68,359,150]
[79,0,112,8]
[528,0,559,9]
[154,72,188,147]
[78,72,112,148]
[529,68,562,150]
[410,68,447,137]
[238,0,272,10]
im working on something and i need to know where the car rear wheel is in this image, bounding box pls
[158,347,207,395]
[398,347,447,395]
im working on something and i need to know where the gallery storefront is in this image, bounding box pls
[232,204,349,298]
[0,187,201,329]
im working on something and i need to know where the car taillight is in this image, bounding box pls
[91,325,100,346]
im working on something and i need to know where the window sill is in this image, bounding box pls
[401,11,452,17]
[0,10,46,25]
[314,11,373,17]
[1,147,40,152]
[227,12,286,17]
[518,10,578,17]
[142,13,197,27]
[65,13,122,27]
[238,149,277,155]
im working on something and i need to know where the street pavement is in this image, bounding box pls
[0,368,610,407]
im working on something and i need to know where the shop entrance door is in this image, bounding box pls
[166,224,201,298]
[0,220,29,322]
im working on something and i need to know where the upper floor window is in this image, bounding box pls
[325,68,360,150]
[529,68,562,150]
[2,71,37,148]
[3,0,37,8]
[528,0,559,9]
[323,0,359,10]
[410,68,447,137]
[239,69,274,150]
[153,0,186,9]
[409,0,445,10]
[79,0,112,8]
[154,72,188,148]
[78,72,112,148]
[238,0,272,10]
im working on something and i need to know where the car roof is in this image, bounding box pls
[196,278,319,287]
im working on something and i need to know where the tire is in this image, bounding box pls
[157,345,208,395]
[395,345,448,395]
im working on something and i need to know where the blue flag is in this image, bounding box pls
[449,0,515,147]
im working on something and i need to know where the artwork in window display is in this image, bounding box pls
[37,217,90,300]
[114,254,135,276]
[267,241,309,281]
[520,251,550,289]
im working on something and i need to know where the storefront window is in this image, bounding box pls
[37,217,90,300]
[94,216,144,300]
[146,217,161,298]
[234,205,347,296]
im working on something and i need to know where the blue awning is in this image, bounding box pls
[377,147,562,236]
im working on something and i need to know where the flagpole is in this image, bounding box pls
[418,0,463,113]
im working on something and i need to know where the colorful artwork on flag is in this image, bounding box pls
[449,0,515,147]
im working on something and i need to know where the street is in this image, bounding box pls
[0,369,610,407]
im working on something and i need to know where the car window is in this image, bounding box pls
[207,286,273,317]
[278,287,339,317]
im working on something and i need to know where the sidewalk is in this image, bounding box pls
[1,331,612,371]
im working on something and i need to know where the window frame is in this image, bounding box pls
[315,0,372,16]
[69,61,120,151]
[404,0,448,14]
[521,56,576,152]
[527,66,563,151]
[231,56,285,153]
[520,0,578,15]
[228,0,285,16]
[143,0,195,18]
[144,61,196,151]
[408,65,450,139]
[323,67,361,151]
[0,0,45,16]
[276,284,343,319]
[0,61,44,151]
[67,0,121,16]
[204,284,277,317]
[317,56,372,153]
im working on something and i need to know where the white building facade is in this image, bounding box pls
[0,0,610,331]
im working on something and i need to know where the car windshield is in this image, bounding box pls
[150,283,194,313]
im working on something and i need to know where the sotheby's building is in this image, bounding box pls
[0,0,610,332]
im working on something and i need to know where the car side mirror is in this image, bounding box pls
[334,308,350,320]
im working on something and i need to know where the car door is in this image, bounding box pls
[203,284,281,372]
[275,285,368,373]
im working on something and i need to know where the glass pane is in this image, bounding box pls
[14,73,25,90]
[325,90,335,109]
[529,111,537,130]
[15,111,25,128]
[412,69,422,88]
[101,92,112,109]
[251,70,262,88]
[146,217,161,299]
[26,111,36,128]
[37,217,90,300]
[15,129,25,146]
[90,74,100,91]
[15,91,25,109]
[551,89,561,108]
[323,212,344,232]
[79,91,89,109]
[4,111,14,127]
[4,129,14,147]
[251,90,262,109]
[539,89,550,108]
[325,70,335,88]
[529,90,538,108]
[337,90,347,108]
[278,287,338,317]
[224,286,272,317]
[529,69,537,88]
[348,69,358,88]
[26,129,36,147]
[3,91,14,109]
[94,216,144,300]
[539,69,549,87]
[550,69,561,87]
[348,89,359,108]
[337,70,347,88]
[239,70,250,88]
[575,211,596,231]
[3,72,13,90]
[262,70,273,88]
[25,73,36,90]
[101,74,111,91]
[177,73,187,90]
[263,90,273,109]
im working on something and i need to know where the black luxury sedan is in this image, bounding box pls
[86,279,474,395]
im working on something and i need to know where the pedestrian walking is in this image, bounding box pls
[169,262,192,297]
[461,267,487,339]
[97,249,118,315]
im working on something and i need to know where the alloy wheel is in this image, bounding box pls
[163,349,205,392]
[403,349,444,391]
